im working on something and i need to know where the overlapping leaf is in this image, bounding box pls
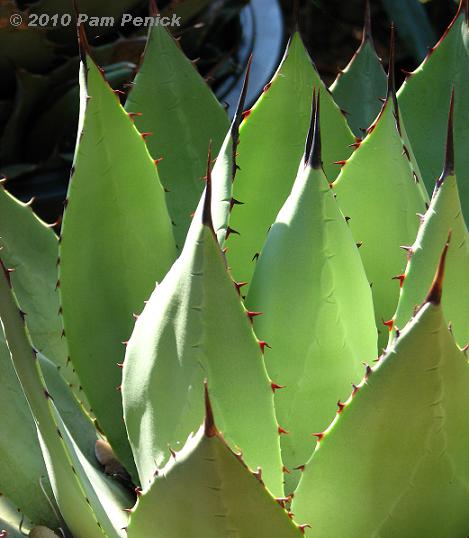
[122,180,283,497]
[226,32,354,288]
[333,93,427,349]
[398,4,469,220]
[127,390,301,537]
[330,9,387,136]
[59,43,176,475]
[125,19,229,246]
[0,184,82,398]
[292,250,469,536]
[0,258,132,538]
[392,108,469,346]
[246,96,377,492]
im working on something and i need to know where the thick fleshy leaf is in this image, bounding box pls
[398,6,469,220]
[125,21,229,247]
[0,185,83,400]
[127,393,301,537]
[333,97,427,349]
[122,183,283,497]
[246,97,377,492]
[59,49,176,475]
[0,494,32,537]
[393,176,469,347]
[0,258,132,538]
[226,32,354,289]
[330,10,387,136]
[0,330,58,528]
[292,256,469,536]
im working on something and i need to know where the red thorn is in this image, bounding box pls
[294,464,305,472]
[263,81,272,92]
[234,281,248,294]
[278,426,289,435]
[271,382,285,392]
[348,141,361,149]
[122,508,133,513]
[141,132,153,139]
[392,274,406,287]
[298,524,312,534]
[351,384,359,396]
[122,340,129,346]
[242,109,252,120]
[128,112,142,119]
[275,497,290,508]
[253,467,263,483]
[114,89,126,96]
[287,511,295,519]
[246,311,262,323]
[153,157,164,165]
[337,400,345,413]
[259,341,271,353]
[333,160,347,167]
[383,319,394,331]
[116,385,122,391]
[134,487,142,497]
[117,363,124,369]
[169,447,176,459]
[312,432,324,442]
[282,465,291,474]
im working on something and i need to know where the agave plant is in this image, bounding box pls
[1,2,469,537]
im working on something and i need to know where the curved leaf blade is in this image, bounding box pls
[292,278,469,536]
[125,22,230,247]
[226,33,354,289]
[246,97,377,492]
[333,98,427,348]
[122,184,283,497]
[59,51,176,474]
[127,392,301,537]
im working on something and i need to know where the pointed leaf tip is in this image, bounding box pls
[385,24,402,132]
[203,381,217,438]
[445,89,455,176]
[231,55,252,178]
[76,19,90,63]
[149,0,159,16]
[306,91,322,169]
[363,0,372,43]
[202,144,214,230]
[425,231,451,306]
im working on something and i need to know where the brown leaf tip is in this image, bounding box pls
[202,143,215,230]
[305,90,322,169]
[437,89,455,188]
[425,231,451,305]
[204,380,218,438]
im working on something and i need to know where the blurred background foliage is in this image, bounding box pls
[0,0,459,223]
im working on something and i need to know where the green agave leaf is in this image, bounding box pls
[292,246,469,536]
[392,100,469,347]
[330,7,387,136]
[226,32,355,289]
[211,58,251,247]
[125,17,230,247]
[127,388,302,537]
[246,95,377,493]
[333,91,427,349]
[0,184,83,400]
[0,257,132,538]
[0,331,58,528]
[398,5,469,220]
[59,42,176,476]
[122,172,283,497]
[0,494,32,537]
